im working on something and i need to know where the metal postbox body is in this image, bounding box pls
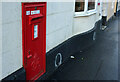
[22,2,46,80]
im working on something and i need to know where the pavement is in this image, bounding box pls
[49,15,119,80]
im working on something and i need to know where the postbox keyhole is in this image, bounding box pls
[28,50,30,54]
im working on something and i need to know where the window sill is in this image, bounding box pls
[74,11,97,17]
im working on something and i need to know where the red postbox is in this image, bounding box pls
[22,2,46,80]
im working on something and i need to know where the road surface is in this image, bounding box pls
[49,15,119,80]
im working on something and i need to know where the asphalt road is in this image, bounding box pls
[49,15,119,80]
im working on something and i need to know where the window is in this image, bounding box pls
[75,0,85,12]
[75,0,96,17]
[88,0,95,10]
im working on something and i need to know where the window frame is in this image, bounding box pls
[74,0,97,17]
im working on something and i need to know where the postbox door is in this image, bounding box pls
[22,2,46,80]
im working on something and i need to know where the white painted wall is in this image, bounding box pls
[117,0,120,11]
[102,1,108,16]
[1,2,22,79]
[73,0,101,36]
[46,2,74,52]
[1,2,75,79]
[0,1,2,80]
[0,1,101,80]
[73,14,98,35]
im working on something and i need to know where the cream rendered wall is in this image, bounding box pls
[0,2,2,80]
[114,0,117,13]
[107,1,115,20]
[102,0,115,21]
[2,2,22,79]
